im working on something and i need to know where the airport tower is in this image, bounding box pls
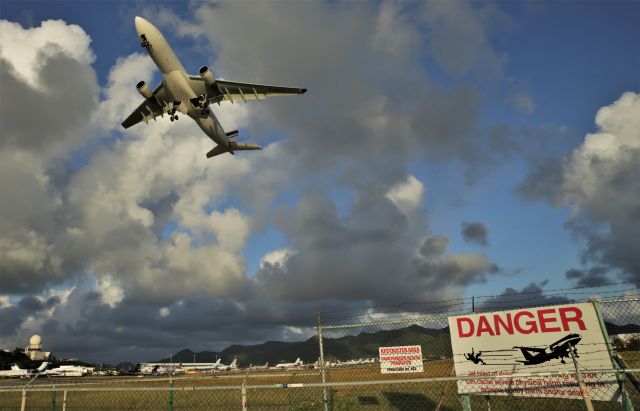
[24,335,51,361]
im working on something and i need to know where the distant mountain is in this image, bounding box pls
[154,321,639,367]
[156,349,221,363]
[605,321,640,335]
[156,325,451,366]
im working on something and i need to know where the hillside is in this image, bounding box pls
[155,321,639,366]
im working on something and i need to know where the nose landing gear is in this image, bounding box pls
[169,101,180,122]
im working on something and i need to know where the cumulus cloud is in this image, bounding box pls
[421,1,508,76]
[564,267,610,288]
[461,221,489,246]
[478,282,571,311]
[154,1,515,183]
[0,19,98,293]
[519,92,640,280]
[256,188,502,305]
[385,174,424,214]
[260,248,294,269]
[0,19,94,86]
[0,2,526,363]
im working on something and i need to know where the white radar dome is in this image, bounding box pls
[30,335,42,346]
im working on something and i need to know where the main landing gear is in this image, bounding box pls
[190,95,211,116]
[169,101,180,122]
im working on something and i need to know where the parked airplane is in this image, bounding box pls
[274,358,303,369]
[122,17,307,158]
[46,364,94,377]
[182,359,222,372]
[218,358,238,371]
[514,333,582,365]
[248,362,269,371]
[0,365,28,378]
[0,362,49,378]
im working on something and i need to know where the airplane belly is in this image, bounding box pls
[164,71,198,115]
[195,114,227,147]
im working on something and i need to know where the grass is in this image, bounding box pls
[0,352,637,410]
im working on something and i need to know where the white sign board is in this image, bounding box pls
[448,302,617,400]
[379,345,424,374]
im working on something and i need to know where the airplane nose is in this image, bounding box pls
[134,16,146,35]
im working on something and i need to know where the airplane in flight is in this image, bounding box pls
[122,17,307,158]
[514,333,582,365]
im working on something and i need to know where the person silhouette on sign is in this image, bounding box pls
[464,348,486,365]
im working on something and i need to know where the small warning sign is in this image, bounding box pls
[379,345,424,374]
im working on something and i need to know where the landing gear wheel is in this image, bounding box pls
[174,115,178,120]
[170,116,175,122]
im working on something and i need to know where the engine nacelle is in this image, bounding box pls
[199,65,215,86]
[136,81,153,99]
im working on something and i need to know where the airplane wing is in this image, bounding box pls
[121,82,171,129]
[187,77,306,105]
[519,347,546,353]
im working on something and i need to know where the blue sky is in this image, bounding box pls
[0,1,638,362]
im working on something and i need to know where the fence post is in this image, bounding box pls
[570,348,594,411]
[20,389,26,411]
[592,300,634,410]
[168,379,174,411]
[317,312,329,411]
[241,380,248,411]
[459,394,472,411]
[62,390,67,411]
[51,389,56,411]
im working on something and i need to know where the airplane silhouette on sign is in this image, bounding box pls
[514,333,582,365]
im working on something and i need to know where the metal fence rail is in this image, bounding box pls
[1,368,638,410]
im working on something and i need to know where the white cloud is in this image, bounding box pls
[0,296,12,309]
[97,53,157,131]
[385,175,424,214]
[520,92,640,278]
[561,92,639,212]
[260,248,294,269]
[96,276,125,308]
[0,19,94,86]
[159,307,170,317]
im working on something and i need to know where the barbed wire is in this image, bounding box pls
[320,280,639,319]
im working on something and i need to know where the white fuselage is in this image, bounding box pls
[134,17,228,149]
[0,365,28,378]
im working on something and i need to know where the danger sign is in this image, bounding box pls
[448,302,617,400]
[379,345,424,374]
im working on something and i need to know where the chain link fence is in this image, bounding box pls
[317,297,639,410]
[1,294,637,410]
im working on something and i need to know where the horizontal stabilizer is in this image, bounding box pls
[206,142,262,158]
[206,145,228,158]
[226,129,239,138]
[230,142,262,151]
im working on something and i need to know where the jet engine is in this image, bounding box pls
[199,66,215,86]
[136,81,153,99]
